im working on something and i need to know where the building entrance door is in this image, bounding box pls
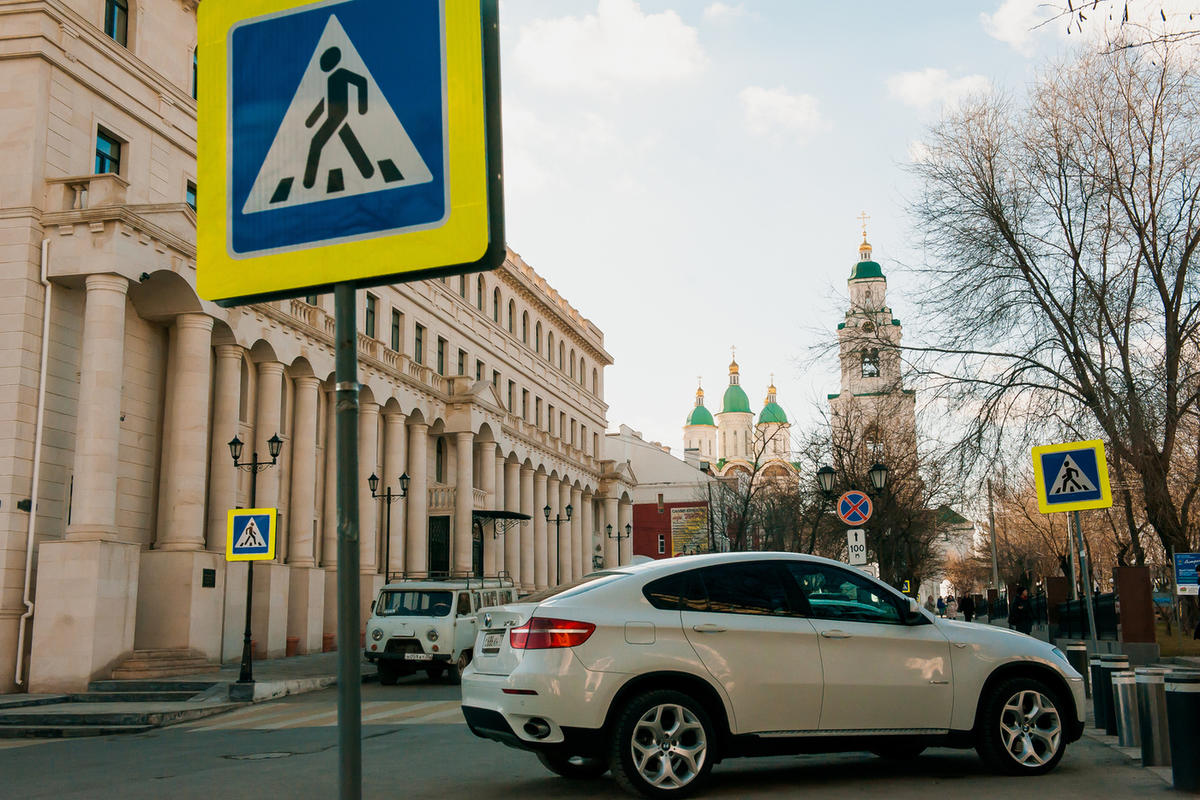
[428,515,450,575]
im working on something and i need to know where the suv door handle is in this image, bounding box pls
[691,624,726,633]
[820,629,852,639]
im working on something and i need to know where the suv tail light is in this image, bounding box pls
[509,617,596,650]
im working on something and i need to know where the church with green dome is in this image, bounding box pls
[683,355,796,480]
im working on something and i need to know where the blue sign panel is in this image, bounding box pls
[1175,553,1200,595]
[227,509,277,561]
[228,0,447,257]
[1037,448,1104,506]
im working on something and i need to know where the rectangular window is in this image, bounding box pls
[186,181,197,211]
[548,404,555,435]
[457,348,466,376]
[95,128,122,175]
[658,534,666,555]
[414,324,425,364]
[475,360,483,381]
[581,425,587,454]
[305,294,318,305]
[571,419,577,446]
[522,390,529,422]
[560,412,566,440]
[390,309,401,352]
[536,398,543,429]
[192,49,198,99]
[492,370,500,390]
[364,294,377,338]
[437,337,446,376]
[508,380,515,412]
[104,0,128,46]
[459,275,466,298]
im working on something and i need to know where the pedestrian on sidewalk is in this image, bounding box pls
[961,594,976,622]
[1009,586,1034,635]
[945,596,958,620]
[937,596,946,617]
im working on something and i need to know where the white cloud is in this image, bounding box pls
[981,0,1052,55]
[739,85,829,143]
[502,105,621,194]
[982,0,1200,55]
[512,0,706,94]
[703,3,746,22]
[907,139,933,164]
[886,68,990,110]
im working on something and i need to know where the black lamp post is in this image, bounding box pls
[228,432,283,686]
[369,472,409,582]
[606,522,632,565]
[544,502,573,584]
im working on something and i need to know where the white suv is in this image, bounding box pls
[365,578,516,684]
[461,552,1085,798]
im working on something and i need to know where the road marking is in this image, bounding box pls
[185,699,464,731]
[0,739,58,750]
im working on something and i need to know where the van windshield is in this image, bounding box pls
[376,590,453,617]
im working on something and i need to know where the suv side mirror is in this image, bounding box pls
[904,597,926,625]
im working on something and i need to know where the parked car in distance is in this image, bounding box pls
[461,552,1086,798]
[365,576,516,684]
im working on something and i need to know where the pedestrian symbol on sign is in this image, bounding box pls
[226,508,276,561]
[1049,455,1096,496]
[233,517,266,550]
[241,14,433,215]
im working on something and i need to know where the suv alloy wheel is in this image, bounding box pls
[609,689,715,799]
[976,676,1066,775]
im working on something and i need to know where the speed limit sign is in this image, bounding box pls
[846,529,868,566]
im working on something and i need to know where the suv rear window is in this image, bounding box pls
[376,590,453,617]
[520,571,627,603]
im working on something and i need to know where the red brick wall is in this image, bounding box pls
[632,500,709,560]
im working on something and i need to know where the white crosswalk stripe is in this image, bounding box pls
[185,699,464,732]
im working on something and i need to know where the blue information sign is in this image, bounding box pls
[1175,553,1200,595]
[1031,439,1112,513]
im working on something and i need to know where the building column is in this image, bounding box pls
[519,466,534,592]
[619,500,633,565]
[479,441,497,576]
[321,385,337,567]
[406,422,430,577]
[604,496,620,568]
[66,273,129,540]
[546,476,560,586]
[287,377,320,567]
[572,487,585,579]
[252,361,285,512]
[533,472,548,590]
[155,313,214,550]
[504,461,521,585]
[31,275,140,691]
[558,482,573,584]
[381,410,408,578]
[206,345,243,552]
[453,431,475,577]
[357,400,380,574]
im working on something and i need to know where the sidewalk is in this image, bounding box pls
[178,651,376,703]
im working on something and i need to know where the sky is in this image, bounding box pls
[491,0,1190,453]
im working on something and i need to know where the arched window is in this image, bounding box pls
[558,342,564,369]
[579,357,585,384]
[476,276,483,310]
[521,311,529,343]
[535,321,542,352]
[569,349,575,379]
[507,300,515,333]
[458,275,466,298]
[547,331,554,361]
[493,289,500,322]
[861,349,880,378]
[591,368,598,395]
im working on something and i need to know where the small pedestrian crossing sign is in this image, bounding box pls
[227,509,277,561]
[197,0,504,305]
[1032,440,1112,514]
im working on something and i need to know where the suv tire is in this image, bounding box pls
[976,676,1067,775]
[608,689,716,799]
[536,751,608,779]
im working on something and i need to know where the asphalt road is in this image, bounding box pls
[0,677,1168,800]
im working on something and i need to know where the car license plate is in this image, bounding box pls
[482,632,502,653]
[403,652,432,661]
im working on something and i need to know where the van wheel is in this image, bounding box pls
[378,662,399,686]
[447,651,471,685]
[536,751,608,779]
[425,666,445,681]
[609,689,715,798]
[976,677,1066,775]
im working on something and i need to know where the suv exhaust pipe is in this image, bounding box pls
[522,718,551,739]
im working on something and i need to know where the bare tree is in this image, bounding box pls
[1040,2,1200,50]
[907,43,1200,563]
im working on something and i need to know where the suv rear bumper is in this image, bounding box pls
[462,705,604,757]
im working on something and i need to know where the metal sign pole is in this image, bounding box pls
[1073,509,1099,652]
[334,284,362,800]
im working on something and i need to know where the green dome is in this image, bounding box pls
[721,384,751,414]
[686,404,715,426]
[849,260,885,280]
[758,402,788,425]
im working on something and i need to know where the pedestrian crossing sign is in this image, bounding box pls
[227,509,277,561]
[1031,439,1112,514]
[197,0,504,306]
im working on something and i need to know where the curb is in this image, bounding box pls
[1081,722,1172,787]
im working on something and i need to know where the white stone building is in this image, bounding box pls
[0,0,636,694]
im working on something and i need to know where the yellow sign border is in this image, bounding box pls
[1031,439,1112,514]
[226,508,278,561]
[197,0,492,303]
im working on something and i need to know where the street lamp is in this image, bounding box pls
[369,472,409,582]
[544,503,573,584]
[228,432,284,686]
[868,462,889,493]
[816,465,836,497]
[606,522,632,558]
